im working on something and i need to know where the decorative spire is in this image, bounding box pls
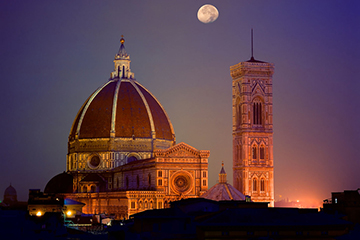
[111,35,134,80]
[246,29,266,63]
[219,161,227,183]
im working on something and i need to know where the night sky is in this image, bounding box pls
[1,1,359,204]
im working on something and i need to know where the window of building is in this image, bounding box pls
[253,178,257,192]
[260,179,265,192]
[203,171,207,178]
[158,179,162,186]
[252,146,257,159]
[148,174,151,187]
[253,101,263,125]
[158,202,162,209]
[145,201,148,209]
[260,146,265,159]
[91,185,96,193]
[247,231,254,236]
[158,171,162,177]
[131,201,135,209]
[136,175,140,188]
[126,177,129,189]
[203,180,206,186]
[237,103,242,127]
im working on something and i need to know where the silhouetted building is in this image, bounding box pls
[0,184,27,210]
[323,189,360,224]
[110,198,352,240]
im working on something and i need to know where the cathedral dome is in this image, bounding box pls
[69,78,174,141]
[69,37,174,143]
[67,37,175,171]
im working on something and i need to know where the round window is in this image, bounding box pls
[89,155,100,168]
[173,174,191,193]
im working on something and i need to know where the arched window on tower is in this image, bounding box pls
[126,177,129,189]
[148,174,151,187]
[253,178,257,192]
[252,146,257,159]
[237,103,242,127]
[260,146,265,160]
[260,179,265,192]
[252,100,263,126]
[136,175,140,189]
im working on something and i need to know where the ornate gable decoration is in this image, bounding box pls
[154,142,209,159]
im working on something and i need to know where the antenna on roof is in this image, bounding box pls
[251,28,254,60]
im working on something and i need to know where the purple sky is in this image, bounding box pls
[1,1,359,203]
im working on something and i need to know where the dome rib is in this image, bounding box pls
[110,79,122,136]
[76,80,115,138]
[135,81,175,140]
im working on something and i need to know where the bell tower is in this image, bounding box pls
[230,36,275,206]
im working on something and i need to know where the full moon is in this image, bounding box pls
[197,4,219,24]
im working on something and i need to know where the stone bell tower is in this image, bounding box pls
[230,36,275,206]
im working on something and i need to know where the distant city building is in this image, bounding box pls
[230,51,275,206]
[201,162,247,201]
[2,184,17,205]
[45,37,209,219]
[28,189,64,216]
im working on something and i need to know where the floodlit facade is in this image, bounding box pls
[45,37,209,219]
[230,55,275,206]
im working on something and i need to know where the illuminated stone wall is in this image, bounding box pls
[64,142,209,219]
[230,60,275,206]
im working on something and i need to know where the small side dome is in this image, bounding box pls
[201,163,246,201]
[44,172,73,194]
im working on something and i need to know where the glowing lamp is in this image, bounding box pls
[36,211,42,217]
[66,210,72,217]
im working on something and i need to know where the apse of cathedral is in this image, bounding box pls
[45,37,210,219]
[230,51,275,207]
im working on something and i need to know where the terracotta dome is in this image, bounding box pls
[69,79,174,141]
[69,37,175,143]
